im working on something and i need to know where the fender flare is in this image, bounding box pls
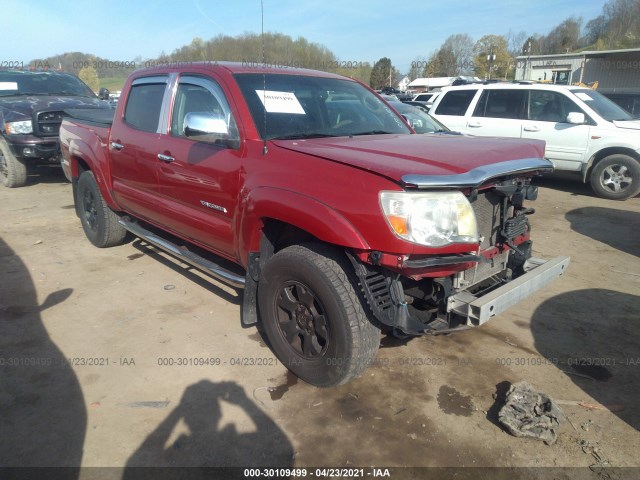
[67,138,119,209]
[238,186,370,264]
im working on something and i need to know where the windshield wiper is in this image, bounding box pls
[351,130,394,136]
[271,132,339,140]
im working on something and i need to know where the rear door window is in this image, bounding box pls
[473,90,526,119]
[433,90,476,116]
[124,78,167,132]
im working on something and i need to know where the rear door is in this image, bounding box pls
[521,89,591,171]
[154,74,244,258]
[464,89,527,138]
[109,75,169,220]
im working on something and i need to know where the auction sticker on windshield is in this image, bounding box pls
[0,82,18,91]
[256,89,305,114]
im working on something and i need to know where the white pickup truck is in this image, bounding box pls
[430,83,640,200]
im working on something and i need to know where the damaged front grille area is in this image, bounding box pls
[470,190,503,250]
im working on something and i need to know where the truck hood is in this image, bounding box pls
[272,134,548,186]
[612,119,640,130]
[0,95,110,122]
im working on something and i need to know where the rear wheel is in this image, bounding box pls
[258,243,380,387]
[0,139,28,188]
[589,154,640,200]
[77,171,127,247]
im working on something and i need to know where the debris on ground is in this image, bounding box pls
[556,399,625,413]
[498,381,565,445]
[578,439,613,475]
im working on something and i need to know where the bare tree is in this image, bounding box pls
[441,34,475,75]
[506,30,529,57]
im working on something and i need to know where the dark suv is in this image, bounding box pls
[0,70,110,188]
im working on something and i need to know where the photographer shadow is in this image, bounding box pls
[123,380,293,479]
[0,237,85,475]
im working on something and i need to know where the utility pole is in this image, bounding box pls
[487,45,496,80]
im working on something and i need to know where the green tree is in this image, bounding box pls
[369,57,393,90]
[78,65,99,92]
[473,35,512,80]
[543,17,582,54]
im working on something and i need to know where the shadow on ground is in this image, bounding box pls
[565,207,640,257]
[533,174,595,197]
[531,289,640,431]
[0,237,86,473]
[123,380,293,478]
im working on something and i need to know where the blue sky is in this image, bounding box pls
[6,0,608,73]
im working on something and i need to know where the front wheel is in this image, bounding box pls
[0,139,28,188]
[258,244,380,387]
[77,171,127,247]
[589,154,640,200]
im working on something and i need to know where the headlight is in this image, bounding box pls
[5,120,33,135]
[380,191,478,247]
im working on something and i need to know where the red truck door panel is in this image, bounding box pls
[154,75,242,257]
[109,76,169,220]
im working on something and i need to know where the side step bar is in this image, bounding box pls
[118,217,246,289]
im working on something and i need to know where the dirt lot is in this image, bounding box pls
[1,168,639,479]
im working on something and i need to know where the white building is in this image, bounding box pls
[397,76,411,92]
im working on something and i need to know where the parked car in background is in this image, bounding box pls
[0,69,110,187]
[386,100,453,134]
[400,100,432,114]
[409,92,441,111]
[430,83,640,200]
[380,86,412,101]
[412,92,439,103]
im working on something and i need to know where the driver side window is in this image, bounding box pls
[170,77,239,144]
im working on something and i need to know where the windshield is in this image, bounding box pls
[234,73,410,139]
[571,89,633,122]
[388,101,450,134]
[0,71,96,98]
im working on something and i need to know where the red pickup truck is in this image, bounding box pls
[59,62,569,387]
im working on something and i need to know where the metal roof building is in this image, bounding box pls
[515,47,640,95]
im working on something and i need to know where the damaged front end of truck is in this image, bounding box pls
[348,158,570,336]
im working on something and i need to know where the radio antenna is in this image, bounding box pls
[261,0,268,155]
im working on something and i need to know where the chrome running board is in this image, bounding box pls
[118,217,245,289]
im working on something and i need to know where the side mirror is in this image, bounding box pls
[184,112,229,140]
[184,112,240,149]
[98,87,110,100]
[566,112,585,124]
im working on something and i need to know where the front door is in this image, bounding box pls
[521,90,591,171]
[154,75,244,259]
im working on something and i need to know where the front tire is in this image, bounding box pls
[0,139,28,188]
[77,171,127,247]
[589,154,640,200]
[258,244,380,387]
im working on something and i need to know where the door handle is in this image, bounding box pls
[467,121,482,128]
[110,142,124,150]
[157,153,175,163]
[523,125,540,132]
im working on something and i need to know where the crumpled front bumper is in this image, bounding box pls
[448,256,570,325]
